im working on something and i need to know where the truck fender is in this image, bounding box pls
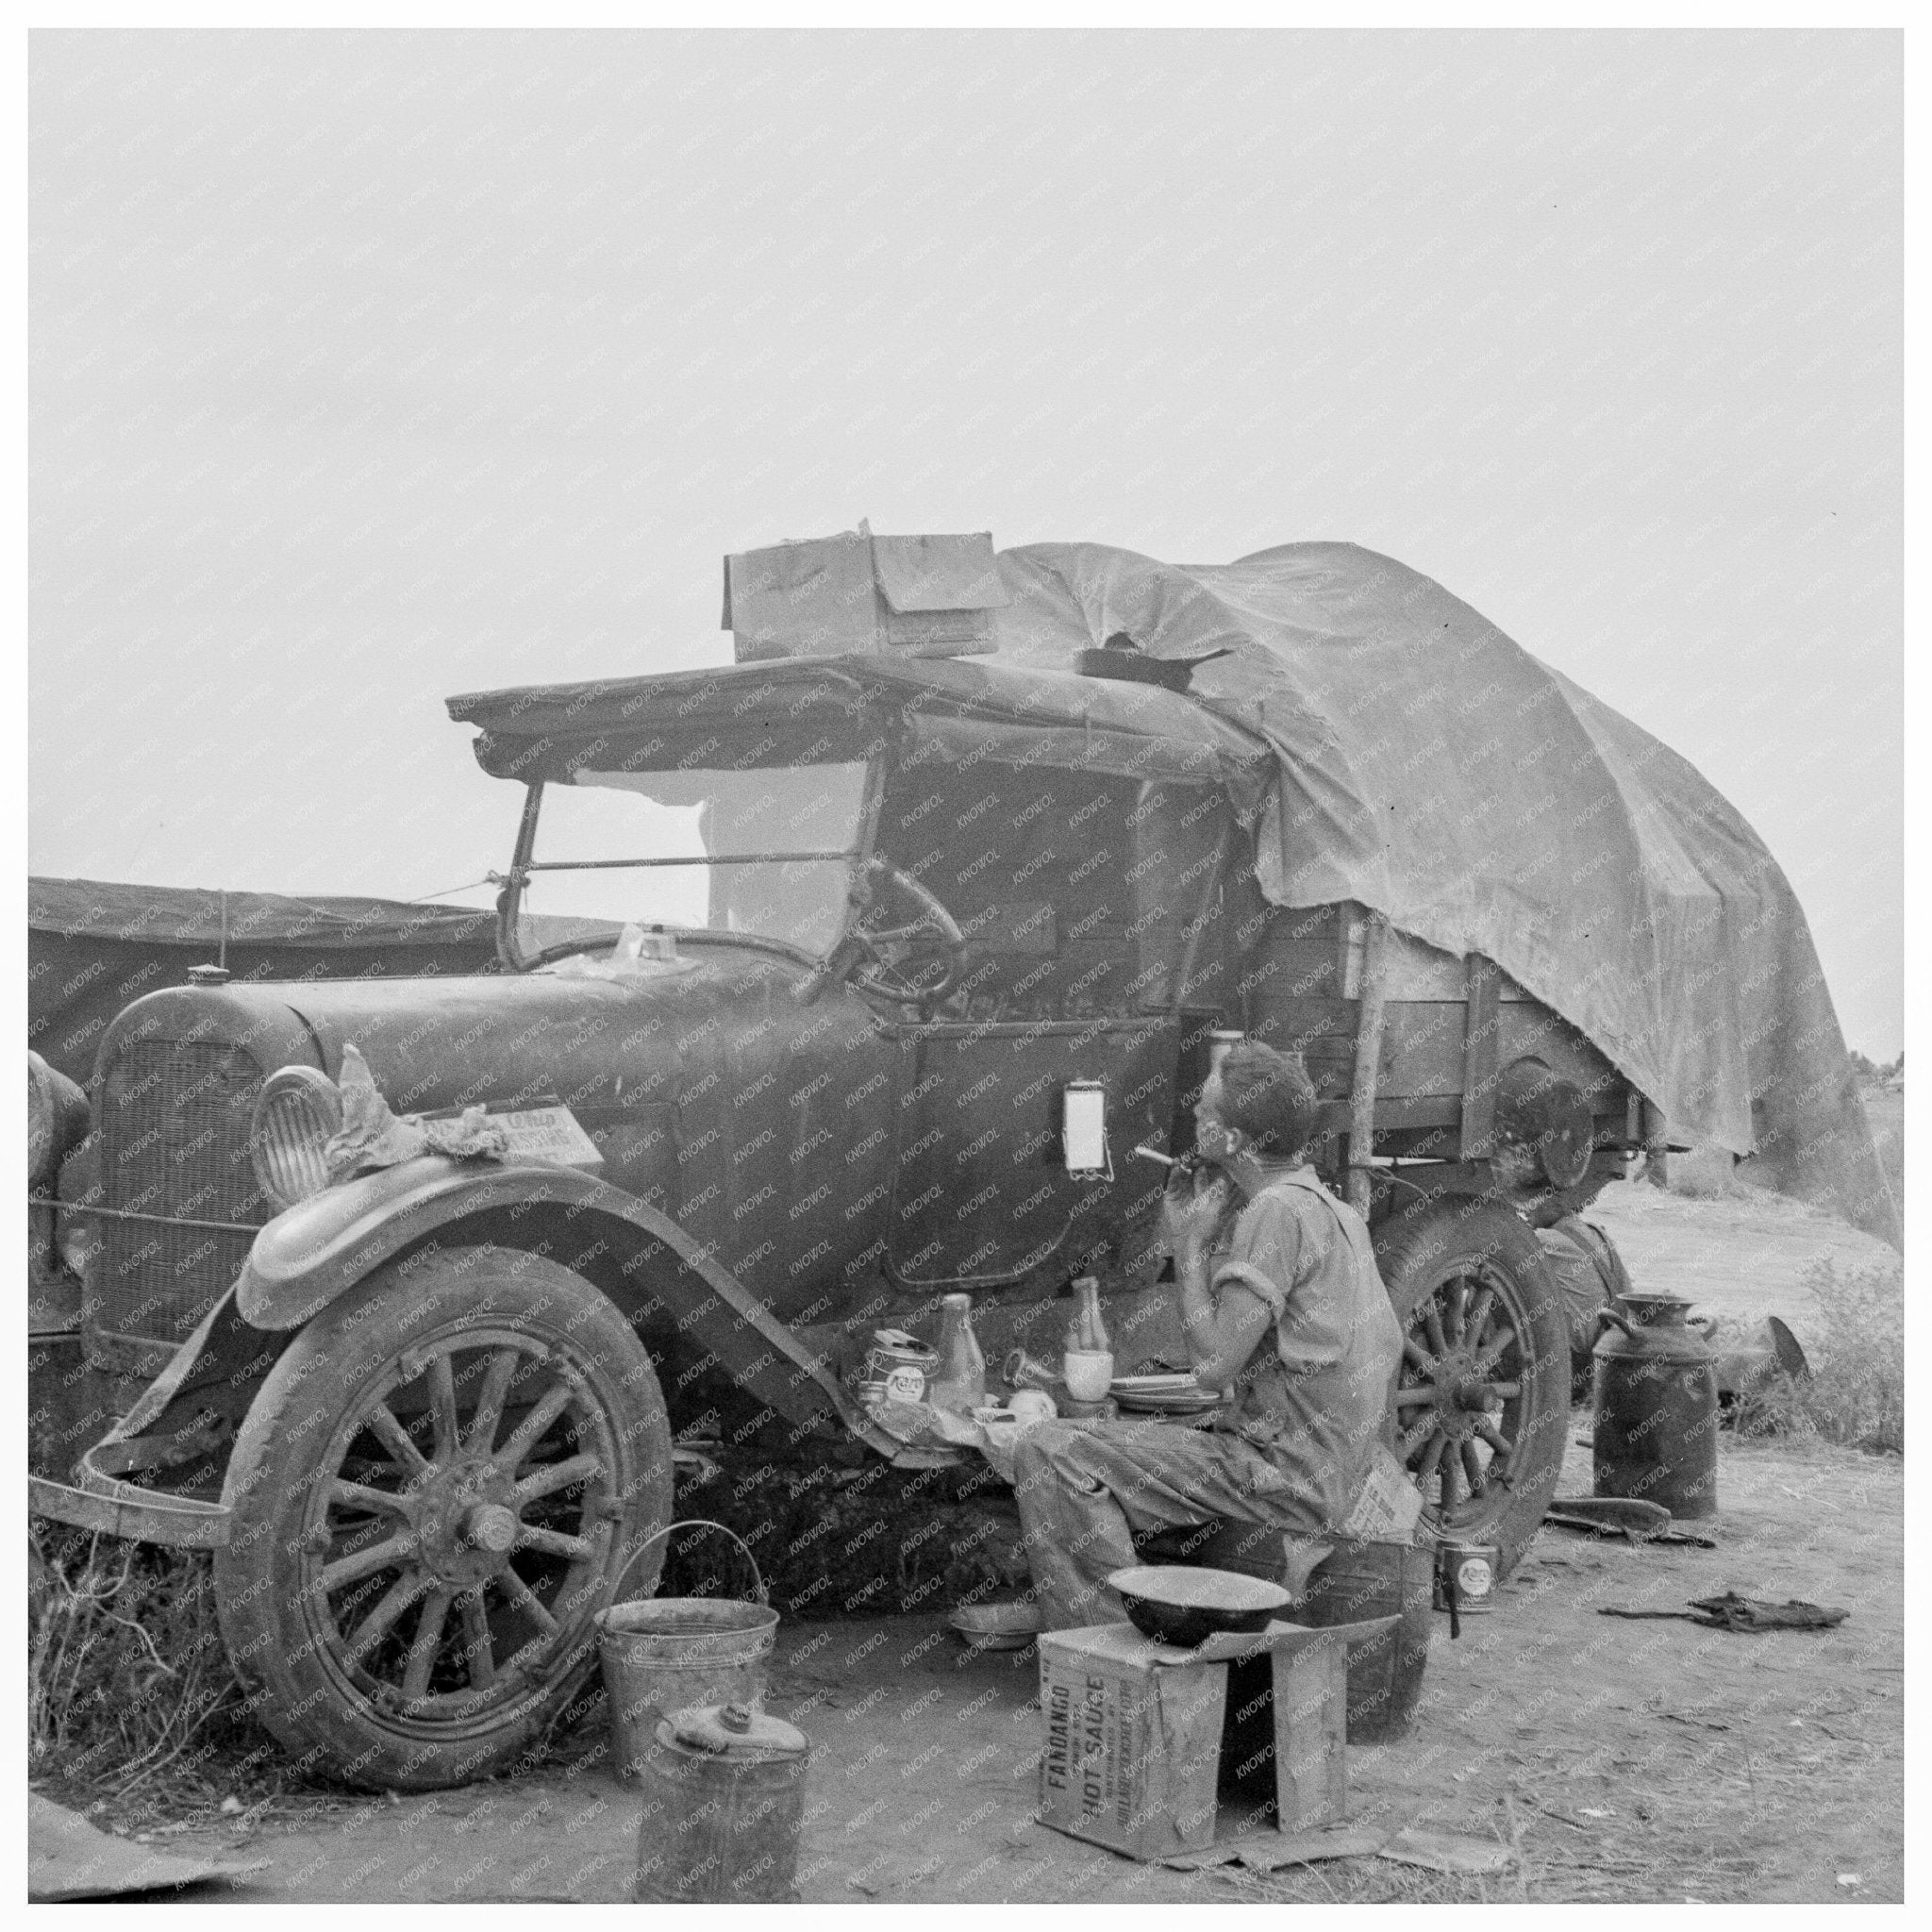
[235,1155,908,1460]
[27,1286,282,1548]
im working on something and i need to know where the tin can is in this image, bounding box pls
[861,1328,938,1406]
[1434,1541,1499,1615]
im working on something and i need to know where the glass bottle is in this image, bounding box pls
[927,1293,987,1414]
[1064,1275,1111,1356]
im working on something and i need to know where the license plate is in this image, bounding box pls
[490,1105,605,1170]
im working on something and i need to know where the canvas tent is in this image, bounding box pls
[988,540,1897,1245]
[28,879,505,1088]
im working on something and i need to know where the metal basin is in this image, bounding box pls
[1108,1565,1292,1647]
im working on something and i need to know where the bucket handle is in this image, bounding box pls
[609,1518,768,1607]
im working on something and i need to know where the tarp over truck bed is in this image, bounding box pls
[40,536,1895,1246]
[991,541,1897,1245]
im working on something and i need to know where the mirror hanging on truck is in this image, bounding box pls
[1061,1081,1112,1175]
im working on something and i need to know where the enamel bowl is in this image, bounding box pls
[1107,1565,1292,1647]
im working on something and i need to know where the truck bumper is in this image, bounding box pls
[28,1441,232,1548]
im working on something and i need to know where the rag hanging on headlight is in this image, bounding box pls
[248,1042,511,1213]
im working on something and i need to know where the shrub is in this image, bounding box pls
[28,1527,262,1798]
[1734,1257,1904,1456]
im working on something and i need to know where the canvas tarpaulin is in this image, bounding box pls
[989,541,1896,1245]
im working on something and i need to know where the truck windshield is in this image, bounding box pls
[516,762,869,962]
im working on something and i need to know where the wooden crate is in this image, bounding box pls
[1036,1616,1395,1862]
[722,529,1007,662]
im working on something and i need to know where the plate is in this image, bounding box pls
[1115,1387,1224,1414]
[1111,1374,1203,1394]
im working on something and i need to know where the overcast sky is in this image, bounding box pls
[28,29,1901,1055]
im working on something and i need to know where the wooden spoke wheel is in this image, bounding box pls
[1373,1197,1571,1580]
[216,1246,671,1791]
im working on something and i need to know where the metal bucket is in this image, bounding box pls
[594,1520,776,1784]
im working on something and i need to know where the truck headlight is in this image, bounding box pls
[249,1066,344,1212]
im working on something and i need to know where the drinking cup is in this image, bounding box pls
[1062,1350,1114,1401]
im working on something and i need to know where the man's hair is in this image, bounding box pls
[1218,1041,1319,1159]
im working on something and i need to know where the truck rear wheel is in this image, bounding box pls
[1372,1197,1569,1581]
[215,1244,672,1791]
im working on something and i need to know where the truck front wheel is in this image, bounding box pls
[1372,1197,1570,1581]
[214,1244,672,1791]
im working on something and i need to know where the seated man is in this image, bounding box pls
[1013,1041,1404,1631]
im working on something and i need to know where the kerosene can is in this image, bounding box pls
[1433,1541,1499,1615]
[634,1702,810,1903]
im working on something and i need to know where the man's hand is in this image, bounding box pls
[1159,1163,1232,1256]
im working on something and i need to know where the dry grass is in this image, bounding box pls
[1734,1257,1904,1456]
[27,1526,272,1812]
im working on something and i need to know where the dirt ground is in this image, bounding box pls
[68,1181,1905,1905]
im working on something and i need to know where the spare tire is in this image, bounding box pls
[1538,1215,1631,1397]
[1372,1196,1571,1581]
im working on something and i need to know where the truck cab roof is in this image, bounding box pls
[445,652,1271,792]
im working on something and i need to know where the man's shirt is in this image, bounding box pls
[1206,1164,1406,1531]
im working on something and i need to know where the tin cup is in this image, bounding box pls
[1063,1351,1114,1403]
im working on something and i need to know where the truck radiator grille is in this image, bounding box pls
[89,1040,267,1357]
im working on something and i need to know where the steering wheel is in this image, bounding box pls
[845,858,967,1008]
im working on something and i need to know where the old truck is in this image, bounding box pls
[42,530,1872,1793]
[27,656,1643,1790]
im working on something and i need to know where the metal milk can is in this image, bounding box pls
[1591,1291,1720,1520]
[633,1701,811,1903]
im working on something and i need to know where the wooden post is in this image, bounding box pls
[1458,954,1502,1160]
[1345,911,1390,1216]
